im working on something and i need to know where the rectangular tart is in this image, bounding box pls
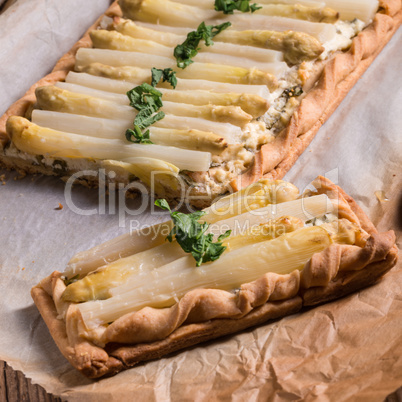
[0,0,401,207]
[31,176,398,378]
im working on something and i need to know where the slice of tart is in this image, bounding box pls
[31,176,398,378]
[0,0,401,207]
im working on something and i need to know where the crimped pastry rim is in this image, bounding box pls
[31,177,398,378]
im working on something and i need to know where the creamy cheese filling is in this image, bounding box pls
[320,19,365,59]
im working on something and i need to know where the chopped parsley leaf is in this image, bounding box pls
[174,21,232,69]
[151,67,178,88]
[214,0,262,14]
[125,126,153,144]
[155,199,231,267]
[125,82,166,143]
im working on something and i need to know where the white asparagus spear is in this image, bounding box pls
[214,28,325,64]
[112,18,185,47]
[56,82,129,105]
[98,25,285,63]
[206,194,333,237]
[65,220,173,278]
[75,47,175,70]
[31,110,242,142]
[154,115,242,142]
[111,19,284,62]
[111,226,333,298]
[167,0,215,8]
[77,61,278,91]
[171,79,271,98]
[203,179,300,223]
[148,127,228,153]
[135,21,192,35]
[7,116,212,172]
[36,86,135,121]
[253,4,338,23]
[186,53,289,76]
[31,109,226,153]
[31,110,131,138]
[120,0,336,26]
[323,0,378,24]
[215,15,337,43]
[160,89,270,118]
[91,30,172,57]
[198,42,285,63]
[75,49,278,89]
[36,85,253,127]
[55,81,269,119]
[91,29,288,75]
[66,72,136,93]
[65,71,271,99]
[163,102,253,127]
[119,0,217,26]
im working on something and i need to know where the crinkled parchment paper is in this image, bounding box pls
[0,2,401,400]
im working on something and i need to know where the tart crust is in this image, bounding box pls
[0,1,401,206]
[31,177,398,378]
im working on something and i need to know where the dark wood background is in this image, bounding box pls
[1,359,401,402]
[0,361,61,402]
[0,0,16,13]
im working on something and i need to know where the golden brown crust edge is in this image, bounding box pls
[1,2,401,206]
[31,178,398,378]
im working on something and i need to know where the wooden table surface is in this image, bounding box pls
[0,361,61,402]
[0,359,401,402]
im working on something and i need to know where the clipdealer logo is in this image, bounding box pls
[63,167,340,230]
[64,168,213,227]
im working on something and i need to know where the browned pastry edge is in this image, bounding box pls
[107,297,302,367]
[312,176,379,235]
[31,179,398,378]
[301,246,398,306]
[1,2,401,208]
[32,282,303,378]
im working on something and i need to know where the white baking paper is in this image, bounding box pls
[0,0,112,116]
[0,2,401,400]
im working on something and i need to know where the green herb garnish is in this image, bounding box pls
[155,199,231,267]
[214,0,262,14]
[173,21,232,69]
[127,83,164,112]
[125,82,165,143]
[151,67,178,89]
[125,126,153,144]
[64,274,80,286]
[135,108,165,130]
